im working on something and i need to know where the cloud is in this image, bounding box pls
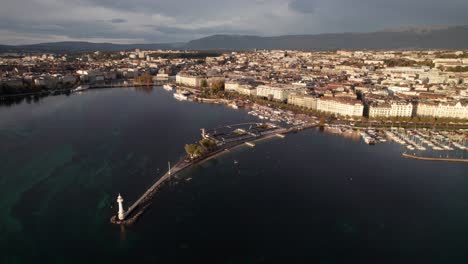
[154,25,257,36]
[110,18,127,23]
[288,0,316,14]
[0,0,468,44]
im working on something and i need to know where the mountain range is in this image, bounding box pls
[1,25,468,53]
[0,42,184,53]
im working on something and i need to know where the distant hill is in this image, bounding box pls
[1,25,468,53]
[185,25,468,50]
[0,41,184,53]
[0,45,14,53]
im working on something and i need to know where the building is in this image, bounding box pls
[225,80,257,96]
[416,101,468,119]
[207,76,225,86]
[387,86,411,95]
[176,73,206,87]
[368,104,392,118]
[256,84,304,102]
[368,101,413,118]
[117,194,125,220]
[316,97,364,117]
[287,93,318,110]
[156,73,169,81]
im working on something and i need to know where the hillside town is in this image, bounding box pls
[1,49,468,123]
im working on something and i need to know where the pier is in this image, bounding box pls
[111,158,190,225]
[402,153,468,163]
[111,123,311,225]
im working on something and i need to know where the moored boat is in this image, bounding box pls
[163,84,175,91]
[173,91,191,101]
[72,85,90,93]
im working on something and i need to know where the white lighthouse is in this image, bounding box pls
[117,194,125,220]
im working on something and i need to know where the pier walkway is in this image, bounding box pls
[111,124,311,225]
[402,153,468,163]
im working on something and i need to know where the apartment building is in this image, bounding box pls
[225,80,257,96]
[368,101,413,118]
[176,73,206,87]
[416,101,468,119]
[287,93,318,109]
[316,97,364,117]
[256,84,304,102]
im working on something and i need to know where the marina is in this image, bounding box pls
[309,122,467,158]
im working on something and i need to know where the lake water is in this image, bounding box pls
[0,87,467,263]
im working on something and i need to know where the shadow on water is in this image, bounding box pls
[0,90,71,107]
[133,86,155,94]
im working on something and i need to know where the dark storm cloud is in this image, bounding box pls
[287,0,468,34]
[110,18,127,23]
[289,0,468,24]
[288,0,316,14]
[1,0,468,44]
[82,0,238,16]
[154,25,257,35]
[0,17,147,42]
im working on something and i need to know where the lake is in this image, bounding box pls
[0,87,467,263]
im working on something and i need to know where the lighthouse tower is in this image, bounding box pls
[117,194,125,220]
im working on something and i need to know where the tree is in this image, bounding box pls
[211,80,225,93]
[199,138,217,152]
[446,66,468,72]
[319,117,326,126]
[200,79,208,88]
[134,74,153,85]
[201,87,211,98]
[184,144,202,159]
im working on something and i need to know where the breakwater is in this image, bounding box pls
[402,152,468,163]
[110,125,309,225]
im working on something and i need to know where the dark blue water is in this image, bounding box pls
[0,87,467,263]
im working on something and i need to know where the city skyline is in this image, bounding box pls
[1,0,468,45]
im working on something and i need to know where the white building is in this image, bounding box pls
[416,101,468,119]
[176,73,206,87]
[225,81,257,96]
[156,73,169,80]
[387,86,411,95]
[287,93,318,110]
[256,84,304,102]
[316,97,364,117]
[368,102,413,118]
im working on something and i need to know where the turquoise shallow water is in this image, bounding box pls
[0,87,467,263]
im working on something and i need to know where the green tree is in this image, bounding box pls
[199,138,217,152]
[319,117,326,126]
[211,80,225,93]
[184,144,202,159]
[134,74,153,85]
[201,79,208,88]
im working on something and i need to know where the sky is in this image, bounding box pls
[1,0,468,45]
